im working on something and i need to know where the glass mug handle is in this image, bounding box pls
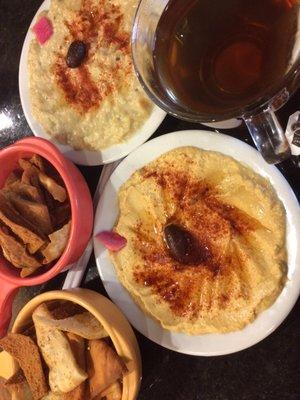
[243,107,291,164]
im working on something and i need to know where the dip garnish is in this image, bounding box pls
[164,223,211,265]
[32,16,53,45]
[95,230,127,251]
[66,40,87,68]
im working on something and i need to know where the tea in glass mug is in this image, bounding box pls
[132,0,300,163]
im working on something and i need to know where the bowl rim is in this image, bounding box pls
[11,288,142,400]
[0,137,88,286]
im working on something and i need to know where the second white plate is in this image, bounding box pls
[94,130,300,356]
[19,0,166,165]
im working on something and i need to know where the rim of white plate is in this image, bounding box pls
[19,0,166,166]
[93,130,300,356]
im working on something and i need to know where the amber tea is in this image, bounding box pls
[153,0,299,118]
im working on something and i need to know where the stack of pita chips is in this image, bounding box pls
[0,155,71,277]
[0,302,128,400]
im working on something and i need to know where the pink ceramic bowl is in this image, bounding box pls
[0,137,93,337]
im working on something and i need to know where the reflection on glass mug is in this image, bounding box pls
[132,0,300,163]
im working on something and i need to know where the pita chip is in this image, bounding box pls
[0,377,11,400]
[32,304,87,394]
[29,155,45,172]
[38,173,67,203]
[0,333,48,400]
[7,181,43,204]
[0,225,41,269]
[100,381,122,400]
[40,333,87,400]
[5,370,33,400]
[4,171,21,188]
[87,340,127,398]
[0,192,45,254]
[7,194,52,235]
[41,222,70,263]
[32,312,108,340]
[20,159,66,202]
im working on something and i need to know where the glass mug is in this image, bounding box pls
[132,0,300,164]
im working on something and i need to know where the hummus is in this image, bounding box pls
[28,0,153,151]
[110,147,287,334]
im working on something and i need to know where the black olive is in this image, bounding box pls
[66,41,87,68]
[164,223,210,265]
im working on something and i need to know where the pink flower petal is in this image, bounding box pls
[95,231,127,251]
[32,16,53,45]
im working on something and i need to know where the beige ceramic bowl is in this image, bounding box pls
[0,288,142,400]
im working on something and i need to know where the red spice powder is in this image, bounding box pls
[54,0,131,112]
[54,57,102,112]
[132,168,259,319]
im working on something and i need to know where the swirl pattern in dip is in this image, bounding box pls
[110,147,287,335]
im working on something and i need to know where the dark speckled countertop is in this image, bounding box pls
[0,1,300,399]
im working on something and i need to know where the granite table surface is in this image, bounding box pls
[0,0,300,399]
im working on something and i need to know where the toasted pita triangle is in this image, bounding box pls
[0,225,41,269]
[0,377,11,400]
[60,333,86,400]
[100,381,122,400]
[32,311,108,340]
[41,222,70,263]
[29,154,45,172]
[87,340,127,398]
[0,333,48,400]
[5,369,33,400]
[4,171,21,188]
[19,159,66,203]
[6,181,43,203]
[38,173,67,203]
[0,192,45,254]
[20,265,41,278]
[7,193,52,235]
[32,304,87,394]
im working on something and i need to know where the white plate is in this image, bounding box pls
[94,130,300,356]
[19,0,166,165]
